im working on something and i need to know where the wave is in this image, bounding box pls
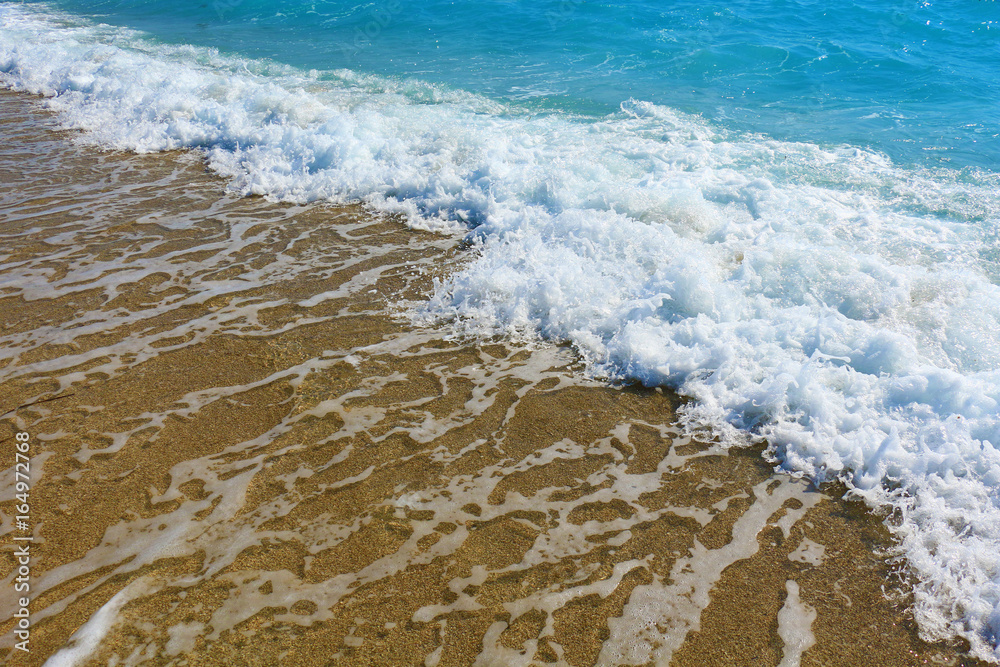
[3,3,1000,661]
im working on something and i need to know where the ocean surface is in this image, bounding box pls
[1,0,999,661]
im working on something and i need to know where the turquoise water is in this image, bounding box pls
[23,0,1000,168]
[3,0,1000,661]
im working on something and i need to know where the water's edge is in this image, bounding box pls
[0,88,991,667]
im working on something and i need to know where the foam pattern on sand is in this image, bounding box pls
[0,115,830,664]
[2,3,1000,660]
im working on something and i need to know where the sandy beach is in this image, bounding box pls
[0,89,990,666]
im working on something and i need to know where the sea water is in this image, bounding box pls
[1,0,999,660]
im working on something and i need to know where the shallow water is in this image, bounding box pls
[0,90,988,666]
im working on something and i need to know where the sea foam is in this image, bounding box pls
[3,3,1000,660]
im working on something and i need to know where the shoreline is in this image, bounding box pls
[0,88,990,666]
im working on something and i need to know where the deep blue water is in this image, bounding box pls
[22,0,1000,169]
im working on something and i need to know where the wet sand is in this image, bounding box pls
[0,89,989,666]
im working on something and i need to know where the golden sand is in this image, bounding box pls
[0,90,988,666]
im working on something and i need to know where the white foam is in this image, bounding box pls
[777,580,817,667]
[44,578,151,667]
[598,477,820,665]
[788,538,826,566]
[3,3,1000,660]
